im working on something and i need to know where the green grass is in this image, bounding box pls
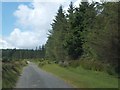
[2,60,27,88]
[41,63,119,88]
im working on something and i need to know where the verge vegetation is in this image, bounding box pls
[34,60,119,88]
[2,60,27,88]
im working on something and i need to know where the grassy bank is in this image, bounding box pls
[0,61,2,89]
[40,63,119,88]
[2,60,27,88]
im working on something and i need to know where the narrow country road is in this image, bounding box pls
[15,62,73,88]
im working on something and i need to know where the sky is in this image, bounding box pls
[1,0,113,49]
[1,0,82,49]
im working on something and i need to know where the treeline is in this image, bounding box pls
[2,45,45,62]
[45,2,119,75]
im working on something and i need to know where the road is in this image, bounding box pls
[16,62,73,88]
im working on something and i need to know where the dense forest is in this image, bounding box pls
[2,45,45,62]
[45,2,119,76]
[2,1,119,88]
[2,2,119,76]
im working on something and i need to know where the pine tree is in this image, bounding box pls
[46,6,67,61]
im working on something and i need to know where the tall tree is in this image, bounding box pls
[46,6,68,61]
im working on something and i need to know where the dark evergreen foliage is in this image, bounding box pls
[2,45,45,62]
[45,2,119,75]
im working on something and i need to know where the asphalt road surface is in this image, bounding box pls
[16,62,73,88]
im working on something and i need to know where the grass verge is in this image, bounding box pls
[41,63,119,88]
[2,60,27,88]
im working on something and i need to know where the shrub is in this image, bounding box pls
[79,59,117,76]
[80,59,105,71]
[2,60,27,88]
[69,60,80,68]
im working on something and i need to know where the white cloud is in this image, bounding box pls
[1,0,115,49]
[2,0,71,49]
[6,28,46,49]
[4,0,96,49]
[73,0,102,7]
[14,1,71,29]
[0,37,15,49]
[11,2,60,49]
[74,0,81,7]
